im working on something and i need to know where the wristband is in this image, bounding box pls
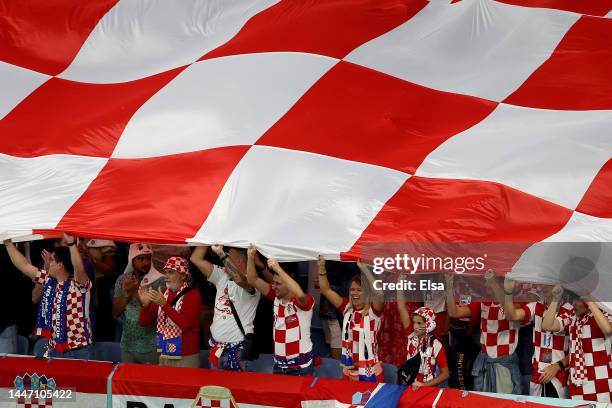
[504,290,514,296]
[557,361,565,370]
[318,272,327,276]
[67,241,76,246]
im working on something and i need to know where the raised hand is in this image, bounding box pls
[123,275,139,297]
[267,258,279,271]
[247,243,257,259]
[211,245,224,257]
[551,284,563,300]
[41,249,53,271]
[150,289,167,306]
[137,286,151,307]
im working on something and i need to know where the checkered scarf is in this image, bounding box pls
[341,306,378,380]
[406,307,437,381]
[156,282,189,341]
[570,312,590,385]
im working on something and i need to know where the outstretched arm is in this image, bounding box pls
[210,245,248,285]
[268,258,310,307]
[317,256,343,309]
[587,301,612,335]
[4,239,38,279]
[501,278,526,321]
[396,274,411,329]
[246,244,269,296]
[190,246,214,278]
[541,285,563,332]
[65,233,88,286]
[445,274,472,318]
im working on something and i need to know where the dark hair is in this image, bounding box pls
[53,247,74,275]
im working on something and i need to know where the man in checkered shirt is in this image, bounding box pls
[501,278,571,398]
[246,244,315,376]
[4,234,93,359]
[446,272,522,394]
[542,285,612,403]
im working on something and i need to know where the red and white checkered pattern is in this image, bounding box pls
[194,396,232,408]
[156,283,189,341]
[342,299,382,370]
[34,269,92,350]
[521,301,571,392]
[468,302,521,358]
[557,309,612,403]
[272,293,314,367]
[163,256,189,275]
[1,0,611,264]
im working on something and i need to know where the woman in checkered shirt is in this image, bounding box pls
[542,285,612,403]
[318,257,385,382]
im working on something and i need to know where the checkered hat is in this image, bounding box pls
[413,307,437,334]
[164,256,189,275]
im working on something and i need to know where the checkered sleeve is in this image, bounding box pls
[556,304,574,332]
[32,268,47,285]
[521,302,535,324]
[73,274,92,291]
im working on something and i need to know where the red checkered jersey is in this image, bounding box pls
[467,301,520,358]
[34,268,92,351]
[521,301,571,386]
[557,309,612,403]
[339,298,383,366]
[266,286,315,368]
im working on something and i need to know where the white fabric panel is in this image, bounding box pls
[508,213,612,313]
[190,146,408,261]
[415,104,612,210]
[0,61,50,120]
[606,10,612,18]
[0,154,107,232]
[345,0,578,101]
[113,394,281,408]
[111,53,337,158]
[58,0,279,83]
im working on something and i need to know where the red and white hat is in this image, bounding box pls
[164,256,190,275]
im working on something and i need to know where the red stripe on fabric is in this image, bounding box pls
[576,158,612,218]
[344,176,572,259]
[201,0,428,60]
[0,67,184,158]
[504,16,612,110]
[257,61,497,174]
[495,0,611,16]
[56,146,249,243]
[112,363,306,406]
[0,0,117,75]
[0,356,111,393]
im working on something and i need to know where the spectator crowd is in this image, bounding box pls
[1,236,611,403]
